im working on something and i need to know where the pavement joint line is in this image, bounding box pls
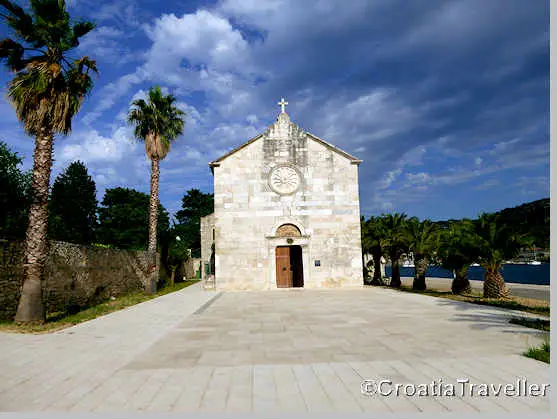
[192,292,224,316]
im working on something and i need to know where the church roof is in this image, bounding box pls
[209,110,362,168]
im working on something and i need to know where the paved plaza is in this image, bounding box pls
[0,283,550,412]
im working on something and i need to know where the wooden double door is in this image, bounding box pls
[275,245,304,288]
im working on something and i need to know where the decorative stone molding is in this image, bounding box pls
[276,223,302,237]
[268,164,302,195]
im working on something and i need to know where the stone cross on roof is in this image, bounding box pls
[277,97,288,113]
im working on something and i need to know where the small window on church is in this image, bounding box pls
[276,224,302,237]
[212,229,215,240]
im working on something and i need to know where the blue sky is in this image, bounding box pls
[0,0,549,221]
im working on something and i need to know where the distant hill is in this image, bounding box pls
[434,198,550,249]
[496,198,549,249]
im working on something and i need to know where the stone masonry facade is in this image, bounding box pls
[200,213,215,285]
[202,107,363,290]
[0,240,152,320]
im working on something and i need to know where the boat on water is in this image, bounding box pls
[470,263,480,267]
[401,260,414,267]
[528,260,542,265]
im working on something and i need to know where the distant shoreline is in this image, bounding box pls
[385,264,550,286]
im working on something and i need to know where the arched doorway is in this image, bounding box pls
[275,224,304,288]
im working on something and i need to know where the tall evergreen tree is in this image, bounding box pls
[175,188,214,257]
[0,141,31,238]
[97,187,169,251]
[48,161,97,244]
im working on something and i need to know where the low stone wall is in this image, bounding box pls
[0,240,153,321]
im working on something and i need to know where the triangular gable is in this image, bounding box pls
[209,113,362,168]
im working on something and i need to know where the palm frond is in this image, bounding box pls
[1,0,97,136]
[0,38,25,70]
[69,20,95,47]
[127,86,186,160]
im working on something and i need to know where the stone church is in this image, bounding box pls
[200,99,363,290]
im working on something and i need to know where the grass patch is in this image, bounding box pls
[524,340,550,364]
[380,284,550,316]
[0,280,199,334]
[509,317,550,331]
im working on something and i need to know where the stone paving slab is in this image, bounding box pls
[0,284,550,412]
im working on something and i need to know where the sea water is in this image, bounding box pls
[384,264,550,285]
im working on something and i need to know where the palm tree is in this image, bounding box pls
[1,0,97,323]
[382,213,408,288]
[474,213,527,298]
[128,86,185,293]
[438,219,479,294]
[406,217,440,291]
[361,216,386,285]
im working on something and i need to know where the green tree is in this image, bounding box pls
[127,86,185,293]
[474,213,529,298]
[406,217,440,291]
[97,187,169,251]
[0,141,31,238]
[361,216,386,285]
[382,213,409,288]
[48,161,97,244]
[166,233,190,285]
[496,198,549,249]
[438,219,479,294]
[1,0,98,323]
[175,188,214,257]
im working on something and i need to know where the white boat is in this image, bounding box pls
[401,261,414,267]
[470,263,480,267]
[528,260,542,265]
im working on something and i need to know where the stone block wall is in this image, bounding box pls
[183,257,201,279]
[0,240,152,321]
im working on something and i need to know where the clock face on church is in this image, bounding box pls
[269,165,301,195]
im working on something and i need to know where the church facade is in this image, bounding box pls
[200,100,363,290]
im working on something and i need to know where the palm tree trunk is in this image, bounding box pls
[170,267,176,286]
[451,266,471,294]
[390,254,401,288]
[371,251,383,285]
[148,158,160,253]
[14,130,53,323]
[412,257,427,290]
[146,157,160,294]
[483,268,508,298]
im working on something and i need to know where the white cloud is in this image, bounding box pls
[320,89,421,146]
[94,167,127,188]
[405,172,431,187]
[377,168,402,190]
[82,69,147,125]
[489,138,521,155]
[143,10,251,78]
[76,26,137,66]
[59,127,136,164]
